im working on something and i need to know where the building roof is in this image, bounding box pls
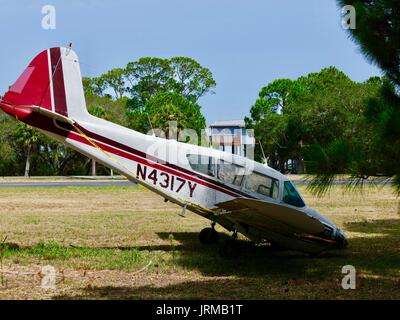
[209,120,246,128]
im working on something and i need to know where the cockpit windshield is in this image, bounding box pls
[283,181,305,207]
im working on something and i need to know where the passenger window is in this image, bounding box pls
[186,154,215,177]
[283,181,305,207]
[245,172,280,199]
[217,160,245,186]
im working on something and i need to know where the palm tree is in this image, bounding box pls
[15,124,40,177]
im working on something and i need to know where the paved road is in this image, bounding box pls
[293,179,392,186]
[0,180,136,188]
[0,179,392,188]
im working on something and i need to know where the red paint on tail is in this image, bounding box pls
[2,47,68,117]
[3,49,52,110]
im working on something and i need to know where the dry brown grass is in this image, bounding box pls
[0,186,183,247]
[0,184,399,300]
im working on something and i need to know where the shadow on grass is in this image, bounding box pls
[3,219,400,299]
[54,217,400,300]
[53,273,400,300]
[158,217,399,278]
[51,278,331,300]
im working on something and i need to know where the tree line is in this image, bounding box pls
[0,0,398,194]
[245,0,399,194]
[245,68,399,193]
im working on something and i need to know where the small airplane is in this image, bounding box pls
[0,47,347,258]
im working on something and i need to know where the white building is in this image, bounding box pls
[208,120,255,158]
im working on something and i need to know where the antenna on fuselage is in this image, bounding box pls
[146,113,155,137]
[66,42,72,56]
[258,140,268,165]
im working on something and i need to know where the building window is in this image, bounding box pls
[187,154,215,177]
[244,171,280,199]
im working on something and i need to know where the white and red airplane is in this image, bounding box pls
[0,47,347,257]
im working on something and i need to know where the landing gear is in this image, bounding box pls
[219,231,241,259]
[199,223,219,244]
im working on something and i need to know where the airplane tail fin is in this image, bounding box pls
[1,47,89,120]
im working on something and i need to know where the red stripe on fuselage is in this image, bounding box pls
[15,111,241,198]
[69,131,239,196]
[72,123,254,198]
[72,124,251,198]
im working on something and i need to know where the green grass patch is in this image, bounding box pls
[0,240,171,272]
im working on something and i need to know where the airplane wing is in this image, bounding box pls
[215,198,325,235]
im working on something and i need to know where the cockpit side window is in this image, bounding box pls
[217,160,245,187]
[244,171,280,199]
[283,181,305,207]
[186,154,215,177]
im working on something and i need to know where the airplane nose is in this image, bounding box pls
[335,229,348,249]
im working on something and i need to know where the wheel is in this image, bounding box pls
[199,227,219,244]
[219,239,241,259]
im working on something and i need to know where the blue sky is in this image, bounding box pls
[0,0,381,124]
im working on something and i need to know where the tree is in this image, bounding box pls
[127,92,206,142]
[86,94,128,126]
[100,68,126,100]
[125,57,173,110]
[121,57,214,136]
[14,123,40,177]
[363,79,400,192]
[85,95,131,176]
[246,67,384,179]
[338,0,400,86]
[83,77,107,97]
[124,57,216,111]
[296,76,384,194]
[169,57,216,102]
[0,113,18,176]
[246,70,357,171]
[83,56,214,138]
[303,1,400,193]
[245,79,298,170]
[34,135,90,176]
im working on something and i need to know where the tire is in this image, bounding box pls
[199,227,219,244]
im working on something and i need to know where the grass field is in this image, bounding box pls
[0,184,399,300]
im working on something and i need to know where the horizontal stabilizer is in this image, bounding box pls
[15,105,74,124]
